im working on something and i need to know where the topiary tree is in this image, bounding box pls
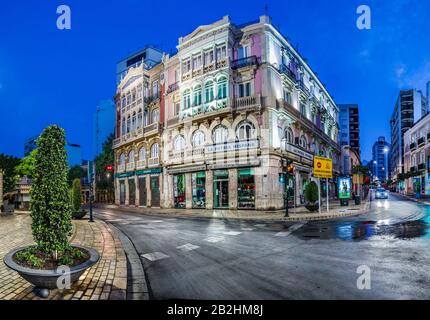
[304,181,319,212]
[30,125,72,261]
[71,178,82,213]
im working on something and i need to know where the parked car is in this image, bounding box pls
[375,188,389,199]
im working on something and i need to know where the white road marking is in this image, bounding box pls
[222,231,242,236]
[141,252,169,261]
[254,224,266,227]
[275,222,306,237]
[177,243,200,251]
[147,220,164,223]
[205,236,225,243]
[241,228,254,231]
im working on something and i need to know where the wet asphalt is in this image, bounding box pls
[95,193,430,300]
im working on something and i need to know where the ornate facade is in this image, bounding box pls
[113,15,341,210]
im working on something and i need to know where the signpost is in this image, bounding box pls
[313,156,333,214]
[88,161,95,223]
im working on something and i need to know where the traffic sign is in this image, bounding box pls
[313,156,333,178]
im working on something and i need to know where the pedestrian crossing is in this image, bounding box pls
[140,222,307,262]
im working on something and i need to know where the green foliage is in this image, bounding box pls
[30,125,72,260]
[67,165,86,187]
[352,165,370,176]
[304,181,319,203]
[95,133,114,192]
[15,247,43,268]
[0,153,21,192]
[71,178,82,212]
[15,149,38,178]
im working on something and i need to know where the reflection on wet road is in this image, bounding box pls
[294,193,430,241]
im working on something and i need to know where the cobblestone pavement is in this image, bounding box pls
[0,212,132,300]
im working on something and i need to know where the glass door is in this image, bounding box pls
[128,179,136,206]
[119,180,125,205]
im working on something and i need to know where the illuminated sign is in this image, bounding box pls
[313,156,333,178]
[338,176,352,199]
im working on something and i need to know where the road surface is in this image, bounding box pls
[95,193,430,299]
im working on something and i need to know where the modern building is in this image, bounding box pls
[390,89,427,185]
[94,99,115,157]
[338,104,360,158]
[403,112,430,195]
[372,136,391,183]
[427,81,430,109]
[113,15,341,210]
[116,46,164,84]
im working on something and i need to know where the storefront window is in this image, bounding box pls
[174,174,186,208]
[192,172,206,208]
[238,168,255,209]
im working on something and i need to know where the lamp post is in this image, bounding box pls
[282,138,289,217]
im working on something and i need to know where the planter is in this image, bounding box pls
[305,203,319,212]
[72,211,87,219]
[3,245,99,298]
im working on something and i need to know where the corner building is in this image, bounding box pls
[114,15,341,210]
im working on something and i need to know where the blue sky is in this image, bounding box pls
[0,0,429,160]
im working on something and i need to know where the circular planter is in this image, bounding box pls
[305,203,319,212]
[72,211,87,219]
[3,245,99,297]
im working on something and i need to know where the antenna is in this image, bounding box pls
[264,3,269,16]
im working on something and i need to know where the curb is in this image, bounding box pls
[108,223,150,300]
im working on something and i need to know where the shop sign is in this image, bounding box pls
[313,156,333,178]
[135,168,162,176]
[115,172,134,179]
[208,159,260,170]
[285,143,314,161]
[206,139,259,153]
[338,176,352,199]
[167,165,207,175]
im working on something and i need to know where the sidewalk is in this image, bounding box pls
[96,199,370,222]
[0,211,146,300]
[394,192,430,205]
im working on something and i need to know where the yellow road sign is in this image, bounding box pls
[313,156,333,178]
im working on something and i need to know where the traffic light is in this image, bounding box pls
[105,164,113,172]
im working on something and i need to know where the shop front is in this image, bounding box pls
[119,180,126,205]
[213,170,229,209]
[192,172,206,208]
[173,174,186,208]
[237,168,255,209]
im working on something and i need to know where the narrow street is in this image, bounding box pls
[95,193,430,300]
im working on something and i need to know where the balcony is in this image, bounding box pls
[136,160,146,169]
[169,151,185,162]
[231,56,259,70]
[427,132,430,141]
[126,162,135,172]
[117,164,125,173]
[410,166,416,173]
[418,137,425,146]
[181,98,230,120]
[418,163,426,171]
[167,115,179,127]
[279,64,297,82]
[144,122,161,137]
[232,95,262,113]
[410,142,417,150]
[148,157,160,167]
[298,80,311,97]
[167,82,179,94]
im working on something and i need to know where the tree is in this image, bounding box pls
[15,149,38,178]
[304,181,319,203]
[94,133,114,200]
[68,165,86,187]
[71,178,82,212]
[0,153,21,193]
[30,125,72,260]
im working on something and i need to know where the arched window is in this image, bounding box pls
[193,85,202,106]
[183,89,191,109]
[299,135,308,149]
[121,117,126,135]
[139,147,146,160]
[285,127,294,144]
[128,150,135,163]
[212,125,229,144]
[236,121,255,140]
[132,112,136,131]
[137,109,143,128]
[217,76,228,99]
[205,81,214,102]
[192,130,205,147]
[151,143,159,158]
[151,108,160,124]
[173,135,185,151]
[119,153,125,165]
[126,115,131,133]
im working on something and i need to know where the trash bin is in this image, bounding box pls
[354,195,361,205]
[340,199,349,206]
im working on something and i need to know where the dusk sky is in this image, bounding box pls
[1,0,429,160]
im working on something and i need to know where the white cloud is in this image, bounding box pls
[395,61,430,91]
